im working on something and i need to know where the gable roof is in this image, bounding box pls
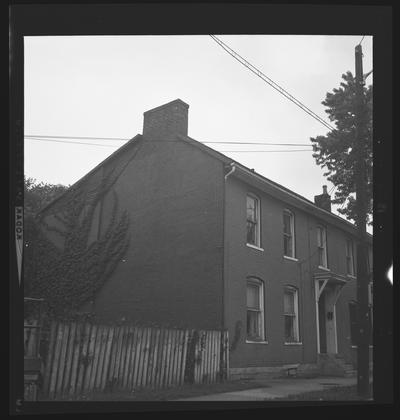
[37,134,143,216]
[177,134,372,241]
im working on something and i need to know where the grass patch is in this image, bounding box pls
[274,384,372,401]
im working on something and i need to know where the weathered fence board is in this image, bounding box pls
[40,320,229,399]
[62,322,76,396]
[69,322,81,396]
[42,321,57,394]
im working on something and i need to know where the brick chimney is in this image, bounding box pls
[142,99,189,141]
[314,185,331,212]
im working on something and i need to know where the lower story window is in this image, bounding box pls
[284,286,300,343]
[246,278,265,341]
[349,300,373,346]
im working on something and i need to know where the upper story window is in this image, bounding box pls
[246,278,265,342]
[284,286,300,343]
[346,238,355,276]
[317,225,328,268]
[283,209,295,258]
[246,194,261,247]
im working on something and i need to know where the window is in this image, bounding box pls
[367,246,373,275]
[284,287,300,343]
[348,301,358,346]
[283,210,295,258]
[317,226,328,268]
[246,194,260,247]
[246,278,265,341]
[368,282,373,306]
[368,281,373,344]
[349,299,373,347]
[346,239,355,276]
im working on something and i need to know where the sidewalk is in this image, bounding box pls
[175,376,358,401]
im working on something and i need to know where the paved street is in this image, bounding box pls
[175,376,358,401]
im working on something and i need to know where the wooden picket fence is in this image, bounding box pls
[40,320,229,399]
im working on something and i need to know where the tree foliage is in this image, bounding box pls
[24,177,70,217]
[24,172,130,319]
[311,71,372,224]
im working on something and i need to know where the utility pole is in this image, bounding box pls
[354,43,370,399]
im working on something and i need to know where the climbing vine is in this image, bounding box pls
[24,165,131,320]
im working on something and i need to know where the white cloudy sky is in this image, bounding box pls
[24,35,373,222]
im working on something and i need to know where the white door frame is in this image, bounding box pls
[315,280,327,354]
[315,280,344,354]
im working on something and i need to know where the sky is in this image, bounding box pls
[24,35,373,224]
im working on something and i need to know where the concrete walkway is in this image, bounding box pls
[175,376,358,401]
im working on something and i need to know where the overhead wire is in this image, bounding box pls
[218,149,312,153]
[25,134,313,147]
[209,35,335,132]
[26,137,119,148]
[25,136,312,153]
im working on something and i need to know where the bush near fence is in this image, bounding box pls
[39,320,229,400]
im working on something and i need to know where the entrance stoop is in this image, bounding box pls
[317,354,356,377]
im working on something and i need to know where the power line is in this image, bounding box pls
[25,137,312,153]
[25,134,128,141]
[359,35,365,46]
[209,35,335,132]
[202,141,311,147]
[26,137,119,148]
[220,149,312,153]
[25,135,313,147]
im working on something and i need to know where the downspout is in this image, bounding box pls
[222,163,236,332]
[224,162,236,181]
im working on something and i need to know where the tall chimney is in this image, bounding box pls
[142,99,189,141]
[314,185,331,212]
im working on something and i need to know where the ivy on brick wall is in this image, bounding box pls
[24,167,131,320]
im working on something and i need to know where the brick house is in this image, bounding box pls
[37,99,372,376]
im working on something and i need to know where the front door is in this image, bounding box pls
[317,284,338,354]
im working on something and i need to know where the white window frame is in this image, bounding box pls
[346,238,355,276]
[283,209,295,259]
[246,278,266,342]
[317,225,328,269]
[246,194,261,248]
[284,286,300,344]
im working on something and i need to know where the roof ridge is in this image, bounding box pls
[177,134,371,237]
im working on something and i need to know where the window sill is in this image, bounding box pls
[246,243,264,252]
[284,255,298,262]
[284,342,302,346]
[318,266,330,272]
[246,340,268,344]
